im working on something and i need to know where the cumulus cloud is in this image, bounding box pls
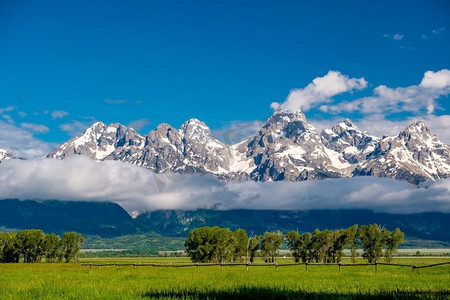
[51,110,69,119]
[20,123,50,134]
[0,121,56,158]
[420,69,450,89]
[321,69,450,115]
[212,120,265,144]
[270,71,367,112]
[0,157,449,214]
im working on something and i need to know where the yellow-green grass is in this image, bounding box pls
[0,257,449,299]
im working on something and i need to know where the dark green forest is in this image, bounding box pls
[0,230,84,263]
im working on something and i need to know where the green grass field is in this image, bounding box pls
[0,257,449,299]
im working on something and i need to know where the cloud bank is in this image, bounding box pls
[270,71,367,112]
[1,157,449,214]
[320,69,450,115]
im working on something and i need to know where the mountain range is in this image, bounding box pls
[44,110,450,185]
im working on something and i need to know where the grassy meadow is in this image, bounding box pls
[0,257,449,299]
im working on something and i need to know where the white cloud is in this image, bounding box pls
[17,111,28,118]
[51,110,69,119]
[321,69,450,115]
[128,118,150,132]
[0,121,56,158]
[0,157,449,213]
[20,123,50,134]
[270,71,367,112]
[420,69,450,89]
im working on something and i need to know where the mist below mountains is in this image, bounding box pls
[0,156,449,214]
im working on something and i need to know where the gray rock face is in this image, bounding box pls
[48,113,450,185]
[320,119,379,164]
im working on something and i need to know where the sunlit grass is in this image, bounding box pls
[0,257,449,299]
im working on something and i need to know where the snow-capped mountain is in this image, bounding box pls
[48,122,145,160]
[245,111,339,181]
[47,111,450,185]
[108,119,235,174]
[353,121,450,185]
[0,148,14,162]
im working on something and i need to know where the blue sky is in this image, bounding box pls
[1,0,450,157]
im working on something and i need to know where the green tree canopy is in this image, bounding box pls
[261,231,284,263]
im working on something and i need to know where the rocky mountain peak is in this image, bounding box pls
[179,118,212,143]
[267,110,308,125]
[154,123,178,136]
[396,121,437,149]
[148,123,181,147]
[402,121,431,137]
[48,121,145,160]
[262,110,317,143]
[333,118,359,133]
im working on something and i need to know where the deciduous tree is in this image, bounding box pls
[261,231,283,263]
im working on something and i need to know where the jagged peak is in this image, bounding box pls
[89,121,106,128]
[183,118,205,125]
[335,118,359,131]
[403,121,431,136]
[155,123,176,131]
[108,122,126,128]
[80,121,134,139]
[180,118,210,131]
[179,118,212,142]
[267,109,307,125]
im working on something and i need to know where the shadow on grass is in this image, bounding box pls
[142,287,449,299]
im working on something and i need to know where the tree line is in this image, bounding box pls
[0,230,85,263]
[185,224,404,264]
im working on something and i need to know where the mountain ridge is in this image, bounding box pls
[46,111,450,185]
[1,199,450,243]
